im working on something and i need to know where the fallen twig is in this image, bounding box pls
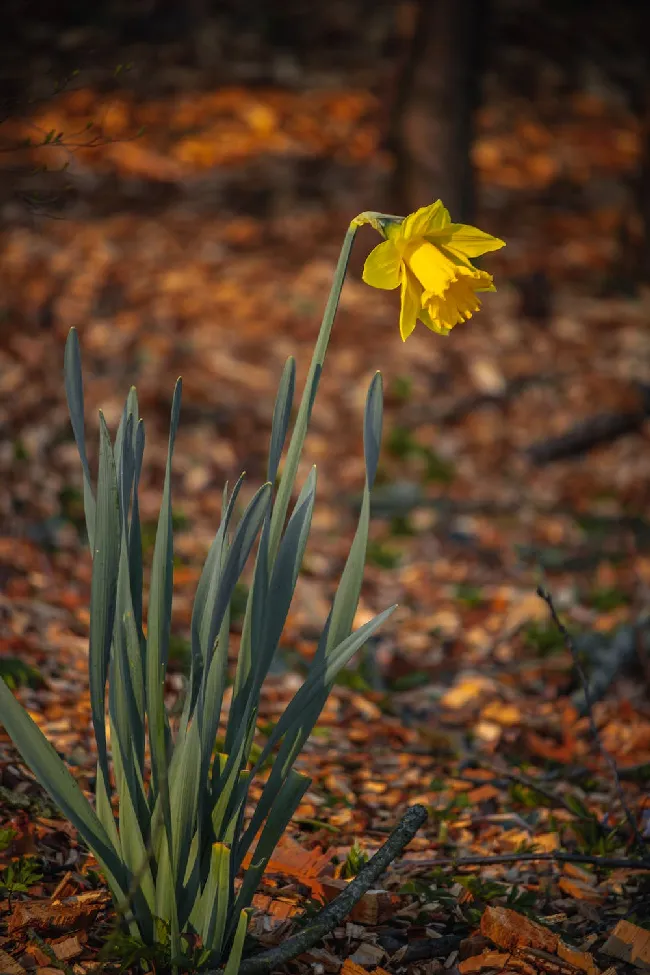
[397,850,650,871]
[203,804,428,975]
[526,385,650,465]
[537,585,648,853]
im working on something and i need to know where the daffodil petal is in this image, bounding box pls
[404,240,457,294]
[433,223,505,259]
[362,239,402,290]
[399,267,421,341]
[401,200,450,238]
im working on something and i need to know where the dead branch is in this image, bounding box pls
[526,385,650,465]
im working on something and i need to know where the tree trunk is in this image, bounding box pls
[387,0,488,223]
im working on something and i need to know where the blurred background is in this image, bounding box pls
[2,0,650,746]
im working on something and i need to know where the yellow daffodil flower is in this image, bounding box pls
[359,200,505,341]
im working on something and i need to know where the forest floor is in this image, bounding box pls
[1,41,650,975]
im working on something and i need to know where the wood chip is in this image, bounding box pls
[0,948,26,974]
[602,920,650,970]
[481,906,558,953]
[557,877,604,904]
[459,950,511,973]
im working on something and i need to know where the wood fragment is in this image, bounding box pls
[480,906,558,953]
[0,947,26,974]
[602,920,650,970]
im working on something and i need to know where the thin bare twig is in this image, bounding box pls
[398,850,650,871]
[537,585,648,853]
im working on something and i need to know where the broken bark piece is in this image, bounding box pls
[8,890,109,935]
[480,906,558,953]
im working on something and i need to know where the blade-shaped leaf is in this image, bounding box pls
[187,477,243,721]
[230,769,309,927]
[146,378,182,954]
[89,413,121,820]
[197,842,230,956]
[325,373,383,654]
[224,909,249,975]
[64,328,96,550]
[255,605,396,767]
[267,357,295,485]
[203,482,271,671]
[364,372,383,489]
[263,467,316,665]
[224,469,316,763]
[0,679,126,899]
[224,515,270,757]
[129,419,145,639]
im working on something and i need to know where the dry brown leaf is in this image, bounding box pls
[441,675,496,710]
[503,591,548,632]
[242,834,332,901]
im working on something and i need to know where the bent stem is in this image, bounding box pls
[268,223,358,562]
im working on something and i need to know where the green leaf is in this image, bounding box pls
[146,379,182,954]
[64,328,96,549]
[225,516,270,759]
[255,605,396,767]
[197,842,230,957]
[202,482,272,679]
[0,679,126,900]
[198,482,271,779]
[267,357,296,485]
[231,769,309,927]
[89,414,121,831]
[263,468,317,665]
[223,909,249,975]
[363,372,383,488]
[326,373,383,654]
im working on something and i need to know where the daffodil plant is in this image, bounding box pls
[0,201,502,972]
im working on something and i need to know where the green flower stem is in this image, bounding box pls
[268,223,358,563]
